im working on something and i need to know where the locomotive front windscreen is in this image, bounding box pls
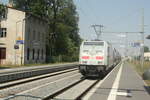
[82,41,104,53]
[83,42,104,46]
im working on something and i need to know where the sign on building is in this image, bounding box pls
[16,36,24,44]
[16,40,24,44]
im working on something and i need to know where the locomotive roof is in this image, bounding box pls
[83,40,111,44]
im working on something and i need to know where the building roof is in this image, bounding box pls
[6,6,48,23]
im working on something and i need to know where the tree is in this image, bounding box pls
[10,0,81,62]
[57,0,81,47]
[46,0,81,59]
[144,46,149,52]
[10,0,47,17]
[9,0,31,11]
[0,4,5,17]
[0,4,6,33]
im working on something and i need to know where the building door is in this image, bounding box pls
[0,48,6,64]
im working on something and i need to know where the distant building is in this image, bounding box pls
[144,52,150,61]
[0,7,48,65]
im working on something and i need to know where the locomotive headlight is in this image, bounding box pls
[98,61,102,64]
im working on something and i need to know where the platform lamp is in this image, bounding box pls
[146,35,150,39]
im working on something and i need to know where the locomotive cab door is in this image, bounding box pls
[107,47,110,66]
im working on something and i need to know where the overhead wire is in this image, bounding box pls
[75,0,99,40]
[84,0,100,24]
[76,1,97,24]
[104,9,140,32]
[75,0,146,56]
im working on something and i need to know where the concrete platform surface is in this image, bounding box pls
[0,63,78,74]
[83,61,150,100]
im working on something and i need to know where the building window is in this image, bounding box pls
[0,48,6,59]
[38,20,41,24]
[40,33,42,41]
[0,28,7,38]
[42,33,45,42]
[32,49,35,60]
[0,8,7,19]
[33,30,35,40]
[37,32,40,41]
[40,33,43,41]
[41,33,45,42]
[37,49,40,60]
[27,48,30,60]
[28,28,30,40]
[41,49,44,59]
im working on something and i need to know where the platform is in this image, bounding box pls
[84,61,150,100]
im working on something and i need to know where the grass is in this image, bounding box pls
[130,60,150,86]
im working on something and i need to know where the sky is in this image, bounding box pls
[1,0,150,56]
[0,0,7,4]
[74,0,150,56]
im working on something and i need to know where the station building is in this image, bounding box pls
[0,7,48,65]
[144,52,150,61]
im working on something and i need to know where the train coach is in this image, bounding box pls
[79,40,121,77]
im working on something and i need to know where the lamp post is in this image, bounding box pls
[20,15,31,65]
[15,14,31,65]
[140,8,145,69]
[15,20,21,65]
[20,18,25,65]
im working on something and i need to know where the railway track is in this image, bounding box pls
[0,63,121,100]
[0,63,78,83]
[44,79,100,100]
[44,63,121,100]
[0,68,78,90]
[0,68,80,99]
